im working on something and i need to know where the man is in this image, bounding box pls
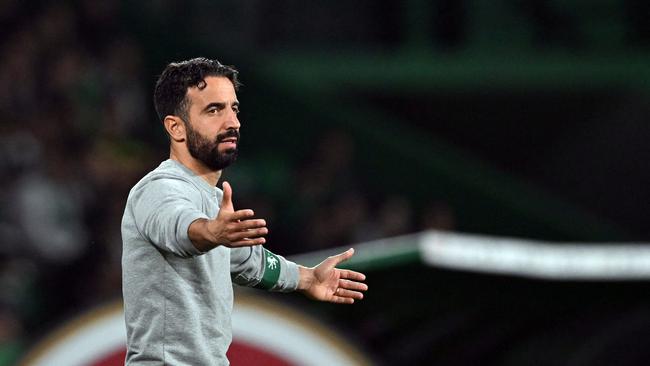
[121,57,368,365]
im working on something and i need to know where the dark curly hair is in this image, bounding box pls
[153,57,240,123]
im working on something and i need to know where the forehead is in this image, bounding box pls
[186,76,237,106]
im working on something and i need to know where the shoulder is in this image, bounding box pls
[127,160,202,201]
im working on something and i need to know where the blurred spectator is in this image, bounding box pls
[294,130,370,250]
[420,200,456,231]
[306,190,371,250]
[296,129,361,208]
[0,28,39,117]
[101,37,148,138]
[354,195,416,242]
[14,149,89,264]
[0,258,38,366]
[377,196,415,237]
[78,0,123,51]
[35,3,78,52]
[0,305,24,366]
[83,137,156,300]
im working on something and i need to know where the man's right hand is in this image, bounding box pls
[188,181,267,252]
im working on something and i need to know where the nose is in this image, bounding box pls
[225,109,240,130]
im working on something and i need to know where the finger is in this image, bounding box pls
[230,237,266,247]
[335,288,364,300]
[221,181,233,209]
[232,219,266,230]
[328,248,355,266]
[339,269,366,281]
[230,209,255,221]
[227,227,268,241]
[338,279,368,292]
[331,296,354,304]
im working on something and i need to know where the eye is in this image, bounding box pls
[232,106,240,114]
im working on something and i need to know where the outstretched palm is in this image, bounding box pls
[300,249,368,304]
[206,181,268,247]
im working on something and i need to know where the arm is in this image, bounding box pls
[297,248,368,304]
[188,181,268,252]
[231,246,300,291]
[232,246,367,301]
[216,182,366,300]
[131,177,209,257]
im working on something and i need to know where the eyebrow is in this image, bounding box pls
[202,101,240,112]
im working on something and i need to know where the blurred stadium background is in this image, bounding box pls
[2,0,650,365]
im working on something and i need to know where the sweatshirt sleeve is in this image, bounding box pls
[230,246,300,292]
[130,176,208,258]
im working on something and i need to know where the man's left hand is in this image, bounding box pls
[298,248,368,304]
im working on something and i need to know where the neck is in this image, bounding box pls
[169,147,222,187]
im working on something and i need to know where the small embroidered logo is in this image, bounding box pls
[267,255,278,270]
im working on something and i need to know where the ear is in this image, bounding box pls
[163,115,186,142]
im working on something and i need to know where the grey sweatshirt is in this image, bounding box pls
[121,159,299,365]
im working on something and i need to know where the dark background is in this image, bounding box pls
[1,0,650,365]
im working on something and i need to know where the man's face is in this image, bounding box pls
[183,76,241,171]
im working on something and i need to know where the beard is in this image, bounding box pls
[185,121,239,171]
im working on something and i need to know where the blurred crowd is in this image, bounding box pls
[0,2,455,364]
[0,2,156,363]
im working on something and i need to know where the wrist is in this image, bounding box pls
[297,265,315,291]
[188,218,219,252]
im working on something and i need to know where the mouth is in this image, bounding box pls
[219,137,238,149]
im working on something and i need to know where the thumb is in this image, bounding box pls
[220,181,234,211]
[329,248,355,266]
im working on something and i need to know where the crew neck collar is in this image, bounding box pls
[166,159,220,194]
